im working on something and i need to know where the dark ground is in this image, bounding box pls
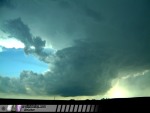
[0,97,149,112]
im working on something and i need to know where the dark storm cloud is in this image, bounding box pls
[43,36,150,96]
[0,0,150,97]
[2,18,33,46]
[84,6,102,22]
[0,0,14,8]
[70,0,102,22]
[42,0,150,96]
[53,0,71,9]
[1,18,54,63]
[44,46,117,96]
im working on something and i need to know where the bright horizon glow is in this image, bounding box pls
[106,79,130,98]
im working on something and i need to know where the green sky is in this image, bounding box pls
[0,0,150,100]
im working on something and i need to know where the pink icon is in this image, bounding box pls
[16,105,22,112]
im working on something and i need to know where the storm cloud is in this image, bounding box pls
[0,0,150,98]
[0,75,26,94]
[0,0,14,8]
[1,18,55,63]
[41,0,150,97]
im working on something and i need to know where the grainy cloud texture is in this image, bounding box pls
[0,0,150,98]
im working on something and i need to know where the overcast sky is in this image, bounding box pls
[0,0,150,100]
